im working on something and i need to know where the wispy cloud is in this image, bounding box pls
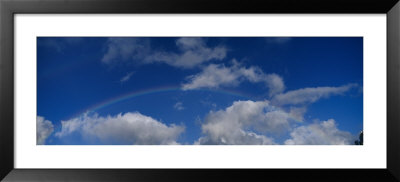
[102,37,227,69]
[37,116,54,145]
[181,60,285,97]
[174,102,185,111]
[145,38,227,68]
[55,112,185,145]
[120,72,134,83]
[272,84,358,106]
[102,38,150,64]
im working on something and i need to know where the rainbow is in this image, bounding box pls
[71,85,253,118]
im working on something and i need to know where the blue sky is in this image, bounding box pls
[37,37,363,145]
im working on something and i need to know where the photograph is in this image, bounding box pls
[1,0,398,181]
[37,37,363,145]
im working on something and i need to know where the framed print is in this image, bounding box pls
[1,0,400,181]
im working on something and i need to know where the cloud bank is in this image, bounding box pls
[43,96,356,145]
[55,112,185,145]
[195,100,355,145]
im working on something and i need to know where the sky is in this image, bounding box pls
[37,37,363,145]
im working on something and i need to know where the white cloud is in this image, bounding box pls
[55,112,185,145]
[284,119,355,145]
[146,38,227,68]
[182,64,240,90]
[102,37,227,69]
[289,107,308,121]
[182,61,285,96]
[120,72,134,83]
[272,84,357,106]
[258,110,292,134]
[37,116,54,145]
[196,131,274,145]
[174,102,185,111]
[264,74,285,96]
[195,100,298,145]
[195,99,356,145]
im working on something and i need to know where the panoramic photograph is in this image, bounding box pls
[37,37,363,145]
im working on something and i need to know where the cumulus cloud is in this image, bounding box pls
[120,72,134,83]
[195,100,298,145]
[55,112,185,145]
[102,37,227,69]
[196,131,274,145]
[284,119,355,145]
[272,84,357,106]
[174,102,185,111]
[37,116,54,145]
[264,74,285,96]
[289,107,308,122]
[195,99,357,145]
[182,61,285,96]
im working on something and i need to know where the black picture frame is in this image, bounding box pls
[1,0,399,181]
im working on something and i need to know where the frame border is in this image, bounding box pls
[1,0,399,181]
